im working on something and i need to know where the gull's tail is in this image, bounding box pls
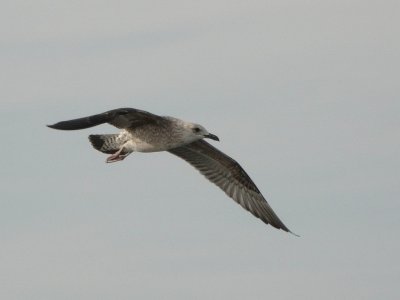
[89,134,122,154]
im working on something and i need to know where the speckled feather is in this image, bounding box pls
[47,107,294,234]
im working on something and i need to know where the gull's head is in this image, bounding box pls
[181,121,220,143]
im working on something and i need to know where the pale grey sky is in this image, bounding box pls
[1,1,399,299]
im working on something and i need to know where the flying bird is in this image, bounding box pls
[48,107,295,235]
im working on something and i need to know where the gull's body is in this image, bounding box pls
[48,107,295,234]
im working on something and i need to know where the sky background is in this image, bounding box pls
[1,1,399,299]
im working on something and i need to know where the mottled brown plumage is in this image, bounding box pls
[48,107,295,234]
[169,140,291,232]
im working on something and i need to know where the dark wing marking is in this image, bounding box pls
[169,140,294,233]
[47,107,167,130]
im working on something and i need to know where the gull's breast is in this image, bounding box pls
[125,138,169,153]
[123,129,182,153]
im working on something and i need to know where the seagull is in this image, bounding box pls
[48,107,296,235]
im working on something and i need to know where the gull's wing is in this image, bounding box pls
[47,107,167,130]
[169,140,294,233]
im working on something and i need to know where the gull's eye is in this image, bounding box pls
[193,127,201,133]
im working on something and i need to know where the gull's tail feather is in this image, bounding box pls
[89,134,122,154]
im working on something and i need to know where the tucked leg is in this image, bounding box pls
[106,148,130,163]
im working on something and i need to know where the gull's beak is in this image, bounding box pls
[205,133,220,141]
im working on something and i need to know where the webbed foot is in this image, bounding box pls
[106,149,130,163]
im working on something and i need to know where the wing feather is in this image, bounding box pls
[47,108,167,130]
[169,140,293,233]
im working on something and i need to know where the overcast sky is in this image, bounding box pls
[1,1,399,299]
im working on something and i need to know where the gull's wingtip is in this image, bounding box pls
[285,228,300,237]
[47,123,64,130]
